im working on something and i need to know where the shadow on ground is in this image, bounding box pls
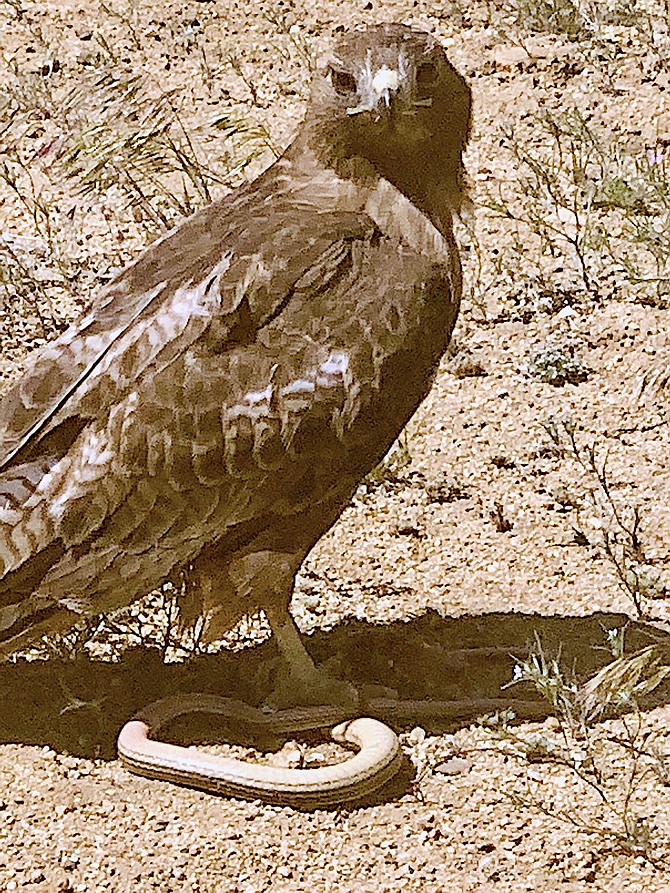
[0,610,667,760]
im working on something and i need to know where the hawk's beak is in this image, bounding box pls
[347,65,401,116]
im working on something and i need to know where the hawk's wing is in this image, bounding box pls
[0,182,397,565]
[0,174,374,472]
[0,177,456,646]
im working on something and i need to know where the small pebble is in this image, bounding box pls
[407,727,426,745]
[435,757,472,776]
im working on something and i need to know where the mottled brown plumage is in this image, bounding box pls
[0,24,470,698]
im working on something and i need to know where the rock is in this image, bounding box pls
[435,757,473,776]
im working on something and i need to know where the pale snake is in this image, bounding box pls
[118,692,548,807]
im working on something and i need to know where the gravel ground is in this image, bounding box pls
[1,0,669,890]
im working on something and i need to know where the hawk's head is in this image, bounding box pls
[304,23,471,218]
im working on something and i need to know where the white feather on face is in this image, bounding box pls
[371,65,401,99]
[338,49,404,117]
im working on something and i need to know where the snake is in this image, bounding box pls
[117,692,548,807]
[117,694,402,808]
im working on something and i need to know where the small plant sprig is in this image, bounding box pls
[482,0,651,41]
[598,143,670,307]
[542,417,667,619]
[61,71,272,234]
[486,0,592,39]
[486,110,607,296]
[33,581,213,665]
[264,9,317,71]
[484,633,670,864]
[484,110,670,314]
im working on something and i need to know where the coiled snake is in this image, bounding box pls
[118,694,402,808]
[118,692,548,806]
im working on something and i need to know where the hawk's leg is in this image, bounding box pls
[195,547,357,709]
[264,603,358,709]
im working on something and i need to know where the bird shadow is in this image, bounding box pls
[0,609,667,763]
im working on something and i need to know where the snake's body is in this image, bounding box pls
[117,692,548,806]
[117,695,402,807]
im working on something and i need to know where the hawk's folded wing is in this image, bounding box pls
[0,186,451,621]
[0,181,375,472]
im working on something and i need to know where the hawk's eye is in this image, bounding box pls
[330,68,357,95]
[416,61,438,92]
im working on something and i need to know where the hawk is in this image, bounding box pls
[0,24,471,705]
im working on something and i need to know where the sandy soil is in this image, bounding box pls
[1,0,670,890]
